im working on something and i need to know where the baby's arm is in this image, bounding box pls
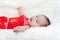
[17,7,25,16]
[13,26,30,32]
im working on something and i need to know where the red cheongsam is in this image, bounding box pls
[0,16,7,29]
[7,15,31,29]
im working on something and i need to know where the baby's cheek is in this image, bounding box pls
[32,19,36,23]
[31,22,38,27]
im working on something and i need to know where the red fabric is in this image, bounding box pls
[0,16,7,29]
[0,23,6,29]
[0,16,7,23]
[0,15,30,29]
[7,15,30,29]
[7,17,19,29]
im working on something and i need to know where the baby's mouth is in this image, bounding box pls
[30,18,32,22]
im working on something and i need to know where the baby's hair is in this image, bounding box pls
[42,15,51,26]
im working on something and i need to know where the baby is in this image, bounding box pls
[13,7,50,32]
[0,7,50,32]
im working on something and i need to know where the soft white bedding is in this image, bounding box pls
[0,23,60,40]
[0,0,60,40]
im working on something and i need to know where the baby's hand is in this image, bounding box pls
[17,7,22,11]
[17,7,24,15]
[13,26,30,32]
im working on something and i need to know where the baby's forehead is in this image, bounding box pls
[37,15,46,18]
[37,15,48,22]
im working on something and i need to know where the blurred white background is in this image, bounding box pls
[0,0,56,22]
[54,0,60,23]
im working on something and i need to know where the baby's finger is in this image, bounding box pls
[17,7,22,10]
[13,27,20,32]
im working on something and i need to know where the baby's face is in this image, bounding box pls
[29,15,49,27]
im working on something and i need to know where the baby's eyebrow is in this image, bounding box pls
[36,15,39,18]
[36,16,38,17]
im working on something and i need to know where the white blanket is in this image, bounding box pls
[0,23,60,40]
